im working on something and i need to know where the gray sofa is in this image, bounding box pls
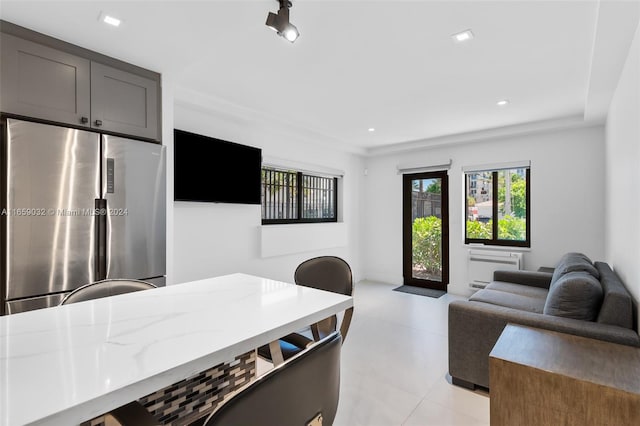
[448,252,640,389]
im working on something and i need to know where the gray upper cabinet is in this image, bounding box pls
[91,62,158,140]
[0,33,91,127]
[0,27,160,141]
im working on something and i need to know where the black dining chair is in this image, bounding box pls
[205,331,342,426]
[258,256,354,364]
[61,279,159,426]
[60,278,156,305]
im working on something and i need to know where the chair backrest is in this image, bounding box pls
[294,256,353,296]
[205,331,342,426]
[59,279,160,426]
[60,279,156,305]
[295,256,354,342]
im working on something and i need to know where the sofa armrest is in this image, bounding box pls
[448,300,640,388]
[492,270,553,289]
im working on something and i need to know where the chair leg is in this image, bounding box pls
[109,401,158,426]
[310,323,321,341]
[340,307,354,343]
[269,340,284,366]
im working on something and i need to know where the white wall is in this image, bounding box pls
[605,23,640,320]
[363,125,606,295]
[169,100,364,285]
[161,73,176,285]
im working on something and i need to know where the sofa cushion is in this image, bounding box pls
[485,281,549,300]
[543,271,603,320]
[594,262,634,329]
[470,289,546,313]
[550,252,599,286]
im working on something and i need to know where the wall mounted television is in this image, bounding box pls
[174,129,262,204]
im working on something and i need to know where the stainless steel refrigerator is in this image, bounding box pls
[1,118,166,314]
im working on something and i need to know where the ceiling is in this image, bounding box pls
[1,1,639,154]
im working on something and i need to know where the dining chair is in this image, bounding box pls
[60,278,156,305]
[61,278,159,426]
[258,256,354,364]
[204,331,342,426]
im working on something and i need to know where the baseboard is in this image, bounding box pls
[446,283,475,297]
[360,272,403,286]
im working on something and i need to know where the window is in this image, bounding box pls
[262,167,337,224]
[465,167,530,247]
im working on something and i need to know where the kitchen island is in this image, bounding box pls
[0,273,353,426]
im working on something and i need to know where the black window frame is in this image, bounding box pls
[465,168,530,247]
[261,167,338,225]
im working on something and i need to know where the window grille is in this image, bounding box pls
[262,167,337,224]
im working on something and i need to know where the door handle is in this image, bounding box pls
[80,116,89,124]
[94,119,103,127]
[95,199,107,280]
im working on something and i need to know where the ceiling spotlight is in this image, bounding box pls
[368,128,376,132]
[497,99,510,106]
[266,0,300,43]
[452,29,474,43]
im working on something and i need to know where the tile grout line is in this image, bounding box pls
[400,394,428,426]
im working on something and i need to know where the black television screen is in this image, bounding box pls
[174,129,262,204]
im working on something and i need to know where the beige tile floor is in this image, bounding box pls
[257,280,490,425]
[335,280,489,426]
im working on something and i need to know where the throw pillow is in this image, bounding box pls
[544,271,603,320]
[550,252,600,286]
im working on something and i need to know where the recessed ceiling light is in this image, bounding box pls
[452,29,474,43]
[368,128,376,132]
[497,99,510,106]
[98,12,122,27]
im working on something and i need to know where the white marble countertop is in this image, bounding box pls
[0,273,353,426]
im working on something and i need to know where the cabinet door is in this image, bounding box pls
[0,33,91,126]
[91,62,159,140]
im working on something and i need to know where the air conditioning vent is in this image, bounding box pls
[468,250,523,291]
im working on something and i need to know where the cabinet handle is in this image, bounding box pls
[80,116,89,124]
[94,120,103,127]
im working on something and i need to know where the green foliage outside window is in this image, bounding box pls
[466,216,526,241]
[466,220,492,239]
[498,173,527,218]
[497,215,527,240]
[412,216,442,276]
[426,180,441,194]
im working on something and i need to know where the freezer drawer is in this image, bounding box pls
[102,135,166,281]
[144,276,166,288]
[4,119,101,300]
[5,293,68,315]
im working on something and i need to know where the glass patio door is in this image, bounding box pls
[402,171,449,290]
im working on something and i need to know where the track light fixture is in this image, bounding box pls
[266,0,299,43]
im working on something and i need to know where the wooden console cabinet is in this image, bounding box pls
[490,324,640,425]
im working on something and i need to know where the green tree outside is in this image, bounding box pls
[426,180,441,194]
[498,172,526,218]
[466,216,526,240]
[412,216,442,276]
[496,215,526,240]
[466,220,492,239]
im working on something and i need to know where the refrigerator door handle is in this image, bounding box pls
[95,199,107,281]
